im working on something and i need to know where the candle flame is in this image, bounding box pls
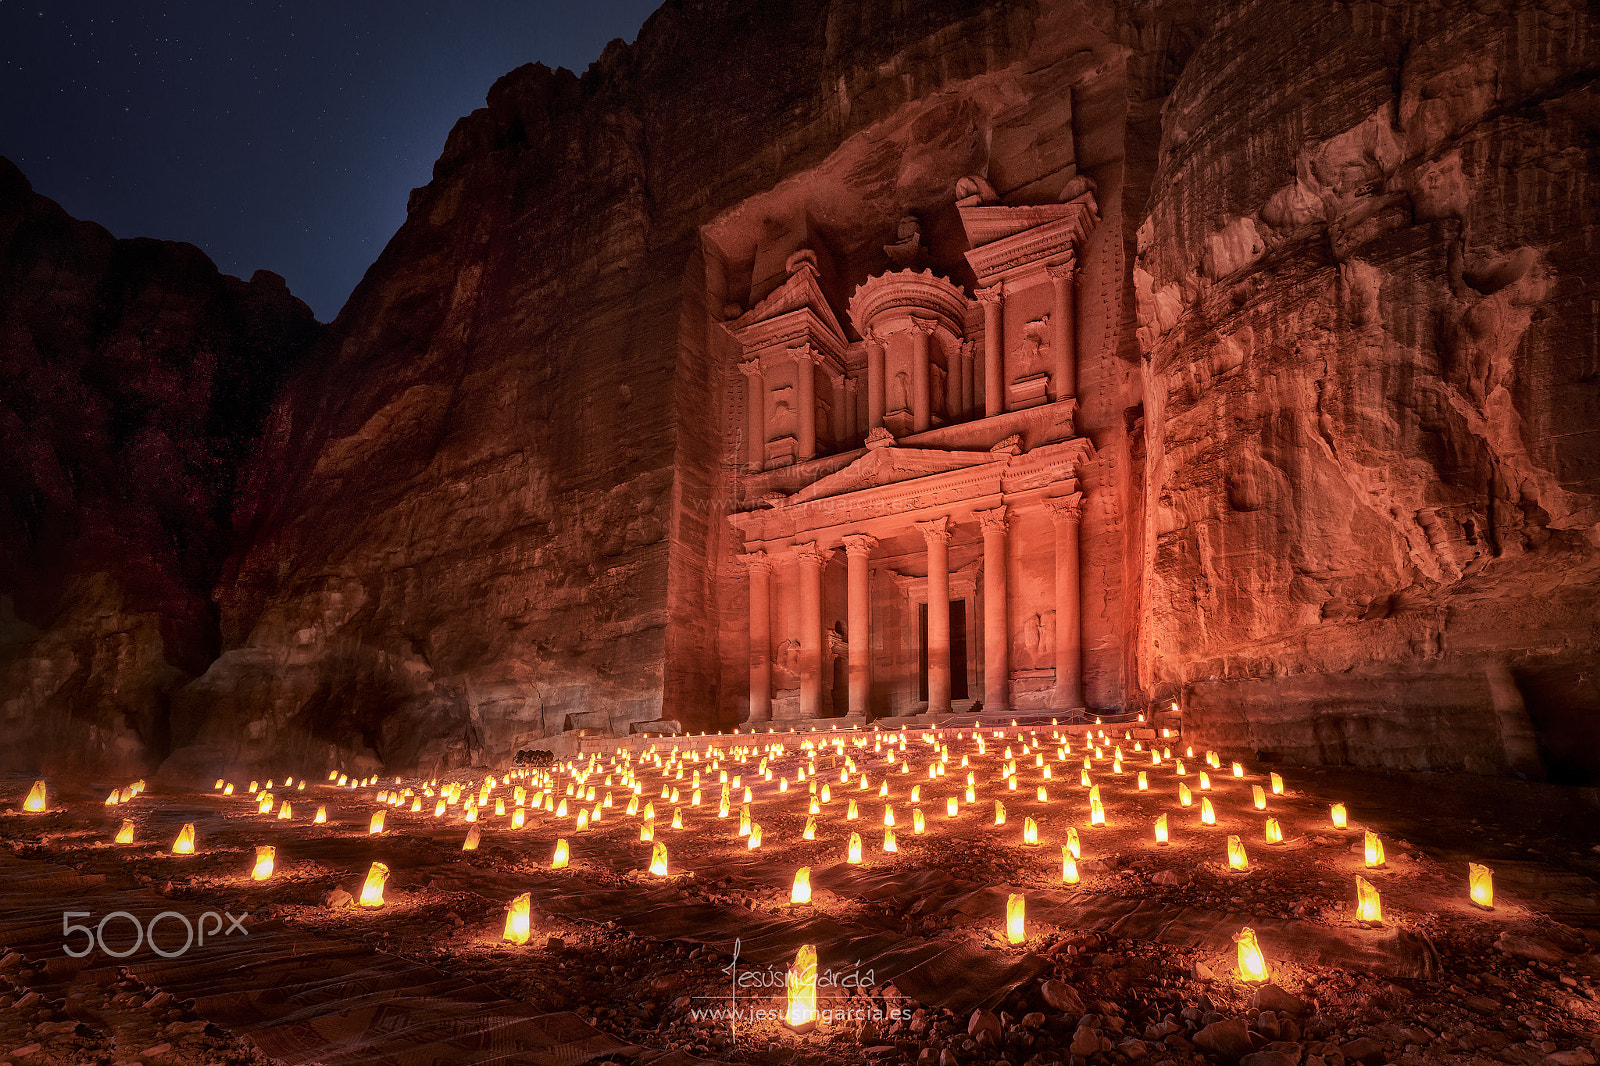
[1235,926,1268,981]
[791,866,811,904]
[785,944,818,1031]
[172,823,195,854]
[650,841,669,875]
[1331,803,1347,829]
[1355,875,1382,923]
[1227,834,1249,871]
[1005,892,1025,944]
[1364,830,1385,867]
[552,838,570,869]
[1469,862,1494,909]
[251,845,275,881]
[1155,813,1168,845]
[504,892,531,943]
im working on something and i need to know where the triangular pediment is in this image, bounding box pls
[784,446,1005,506]
[726,262,849,351]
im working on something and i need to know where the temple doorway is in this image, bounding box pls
[917,599,969,703]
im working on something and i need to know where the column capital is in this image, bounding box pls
[1044,492,1085,525]
[975,283,1004,306]
[865,327,887,348]
[789,343,824,367]
[1045,258,1078,283]
[738,358,765,379]
[796,541,833,568]
[844,376,860,393]
[907,317,938,337]
[975,506,1010,535]
[842,533,878,557]
[737,550,772,574]
[916,515,953,544]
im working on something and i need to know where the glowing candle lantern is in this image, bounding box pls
[1137,772,1148,791]
[1090,796,1106,826]
[1235,926,1268,982]
[1066,827,1081,859]
[215,779,225,790]
[1227,835,1249,871]
[504,892,531,944]
[626,795,639,816]
[820,784,831,804]
[551,839,570,869]
[106,791,119,806]
[279,801,292,820]
[251,845,275,881]
[791,866,812,904]
[650,841,669,875]
[1080,770,1091,787]
[847,832,862,864]
[913,808,925,834]
[738,806,752,835]
[883,805,895,827]
[1200,797,1216,825]
[1264,818,1283,844]
[1062,851,1080,884]
[1179,783,1193,807]
[369,810,385,834]
[1469,862,1494,909]
[883,828,897,852]
[463,825,481,851]
[249,781,259,793]
[1023,816,1038,845]
[641,818,654,843]
[495,799,506,816]
[946,796,958,817]
[434,799,448,817]
[1232,761,1244,778]
[1270,772,1283,794]
[1330,803,1348,829]
[965,784,976,803]
[1005,893,1025,944]
[994,801,1006,825]
[359,861,389,907]
[1155,814,1169,845]
[257,793,273,814]
[1175,759,1186,776]
[785,944,819,1032]
[314,805,327,824]
[846,799,859,821]
[115,819,135,843]
[749,823,763,849]
[1355,875,1382,923]
[1364,831,1385,868]
[223,783,235,796]
[802,813,817,840]
[557,798,568,817]
[1199,773,1211,791]
[575,810,589,831]
[172,824,195,854]
[1252,785,1266,810]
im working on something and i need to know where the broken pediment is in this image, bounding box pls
[724,251,850,353]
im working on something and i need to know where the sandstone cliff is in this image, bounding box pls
[0,159,320,775]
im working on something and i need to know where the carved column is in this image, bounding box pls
[917,517,953,714]
[845,377,861,442]
[1047,261,1077,401]
[866,331,886,431]
[739,359,765,473]
[831,370,848,447]
[976,507,1009,715]
[739,551,773,722]
[842,534,877,718]
[792,345,818,462]
[977,284,1004,418]
[797,542,830,719]
[1045,494,1085,710]
[910,319,935,434]
[957,339,975,420]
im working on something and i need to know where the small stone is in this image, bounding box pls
[324,888,354,909]
[969,1009,1002,1045]
[1195,1018,1253,1062]
[1255,984,1307,1016]
[1546,1052,1597,1066]
[1339,1036,1386,1065]
[1040,979,1086,1013]
[1071,1026,1105,1057]
[939,1050,958,1066]
[1153,869,1191,886]
[1021,1012,1045,1029]
[1495,933,1568,964]
[545,935,564,951]
[1241,1049,1302,1066]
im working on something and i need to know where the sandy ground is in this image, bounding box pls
[1,727,1598,1066]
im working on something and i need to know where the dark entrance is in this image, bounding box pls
[918,599,969,702]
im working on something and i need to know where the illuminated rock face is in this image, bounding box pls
[4,0,1595,780]
[0,160,320,775]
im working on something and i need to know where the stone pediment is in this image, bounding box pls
[784,446,1004,506]
[725,257,849,352]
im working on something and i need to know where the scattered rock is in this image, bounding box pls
[1195,1018,1253,1062]
[1255,984,1307,1016]
[324,888,354,910]
[1040,979,1086,1013]
[1496,933,1568,963]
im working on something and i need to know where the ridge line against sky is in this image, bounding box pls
[0,0,663,321]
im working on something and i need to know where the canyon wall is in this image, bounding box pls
[0,159,320,775]
[1133,0,1600,780]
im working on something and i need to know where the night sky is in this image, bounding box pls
[0,1,663,321]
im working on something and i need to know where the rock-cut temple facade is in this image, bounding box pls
[718,180,1108,726]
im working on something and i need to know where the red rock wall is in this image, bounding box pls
[1131,0,1600,779]
[0,160,320,775]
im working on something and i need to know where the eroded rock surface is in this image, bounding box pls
[0,159,319,775]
